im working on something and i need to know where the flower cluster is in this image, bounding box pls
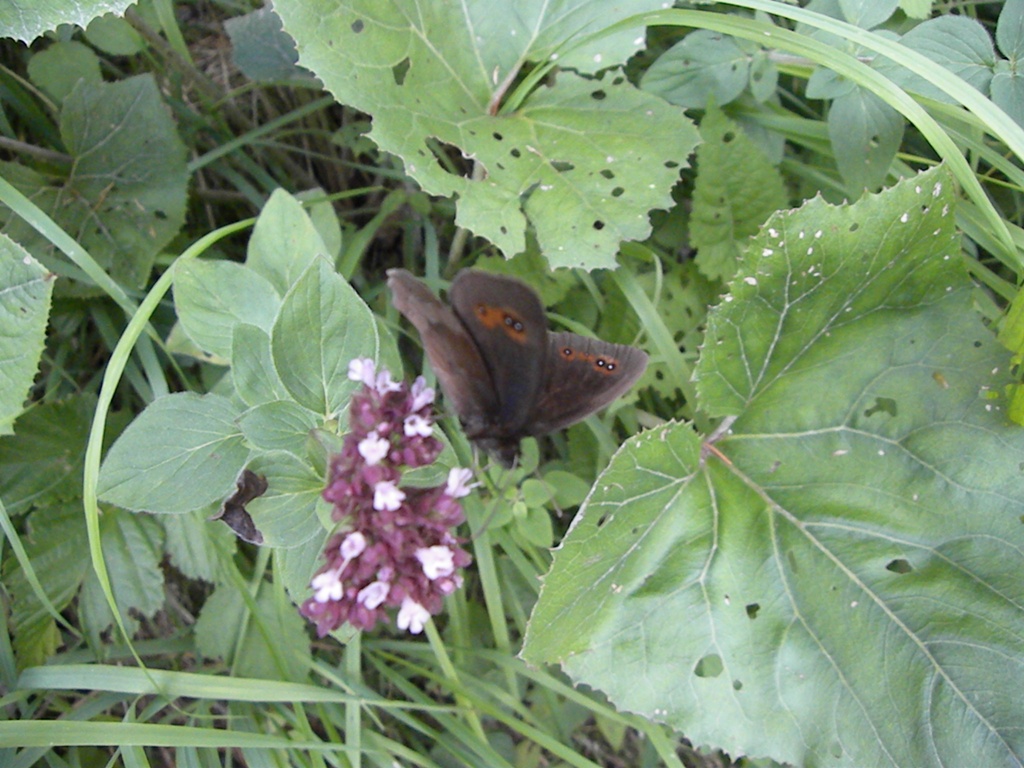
[300,358,474,636]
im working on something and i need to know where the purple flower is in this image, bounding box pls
[299,358,474,637]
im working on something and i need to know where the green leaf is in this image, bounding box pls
[80,510,165,644]
[162,509,236,583]
[524,167,1024,767]
[873,16,996,103]
[997,0,1024,60]
[232,324,292,408]
[276,530,330,603]
[838,0,898,29]
[174,260,281,361]
[899,0,933,19]
[271,257,379,416]
[0,76,188,291]
[84,13,145,56]
[3,502,91,668]
[641,30,750,108]
[236,588,312,682]
[225,6,310,83]
[828,87,904,195]
[195,585,246,660]
[748,50,778,103]
[245,451,329,548]
[991,61,1024,129]
[0,239,53,436]
[0,395,96,514]
[98,393,250,514]
[691,106,787,281]
[247,189,330,296]
[0,0,134,44]
[27,41,103,103]
[275,0,696,270]
[238,400,321,456]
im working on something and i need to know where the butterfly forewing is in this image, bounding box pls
[449,271,549,436]
[387,269,500,435]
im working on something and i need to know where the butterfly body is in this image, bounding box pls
[388,269,648,465]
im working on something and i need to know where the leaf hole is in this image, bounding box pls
[426,138,473,178]
[886,558,912,574]
[848,222,859,232]
[391,57,410,86]
[664,160,679,169]
[550,160,575,173]
[694,654,723,678]
[591,89,607,100]
[732,679,743,690]
[863,396,897,418]
[510,148,521,158]
[493,132,504,141]
[593,220,605,231]
[745,603,760,619]
[600,169,615,179]
[723,130,736,143]
[611,187,624,198]
[351,19,364,33]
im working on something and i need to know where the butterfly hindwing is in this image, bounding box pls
[526,332,649,436]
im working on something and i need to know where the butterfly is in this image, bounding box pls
[388,269,648,465]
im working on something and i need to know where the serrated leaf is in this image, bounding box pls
[98,393,249,514]
[80,510,165,644]
[0,240,53,436]
[225,6,311,83]
[873,16,996,103]
[84,13,144,56]
[641,30,750,108]
[0,395,95,514]
[162,508,236,583]
[232,324,291,407]
[247,189,332,296]
[275,0,695,270]
[997,0,1024,60]
[3,502,91,668]
[0,76,188,291]
[236,588,311,681]
[0,0,134,44]
[828,87,904,195]
[691,106,787,281]
[524,167,1024,767]
[271,257,379,416]
[238,400,320,456]
[174,259,281,361]
[245,451,328,548]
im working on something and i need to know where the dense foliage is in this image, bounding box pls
[1,1,1023,767]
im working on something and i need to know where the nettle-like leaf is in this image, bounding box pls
[690,106,787,281]
[0,237,53,436]
[523,167,1024,767]
[0,75,188,291]
[0,0,134,44]
[275,0,697,269]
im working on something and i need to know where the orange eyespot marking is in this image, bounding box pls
[561,346,619,374]
[475,303,528,342]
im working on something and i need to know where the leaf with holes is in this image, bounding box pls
[523,166,1024,767]
[274,0,697,270]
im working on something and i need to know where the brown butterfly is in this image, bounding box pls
[388,269,648,466]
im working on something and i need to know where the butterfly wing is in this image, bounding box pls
[449,270,549,437]
[387,269,499,435]
[525,332,649,436]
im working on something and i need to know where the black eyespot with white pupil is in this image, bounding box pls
[505,315,523,332]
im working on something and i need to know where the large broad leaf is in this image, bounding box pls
[0,75,187,291]
[0,237,53,436]
[523,167,1024,767]
[274,0,698,270]
[0,0,134,44]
